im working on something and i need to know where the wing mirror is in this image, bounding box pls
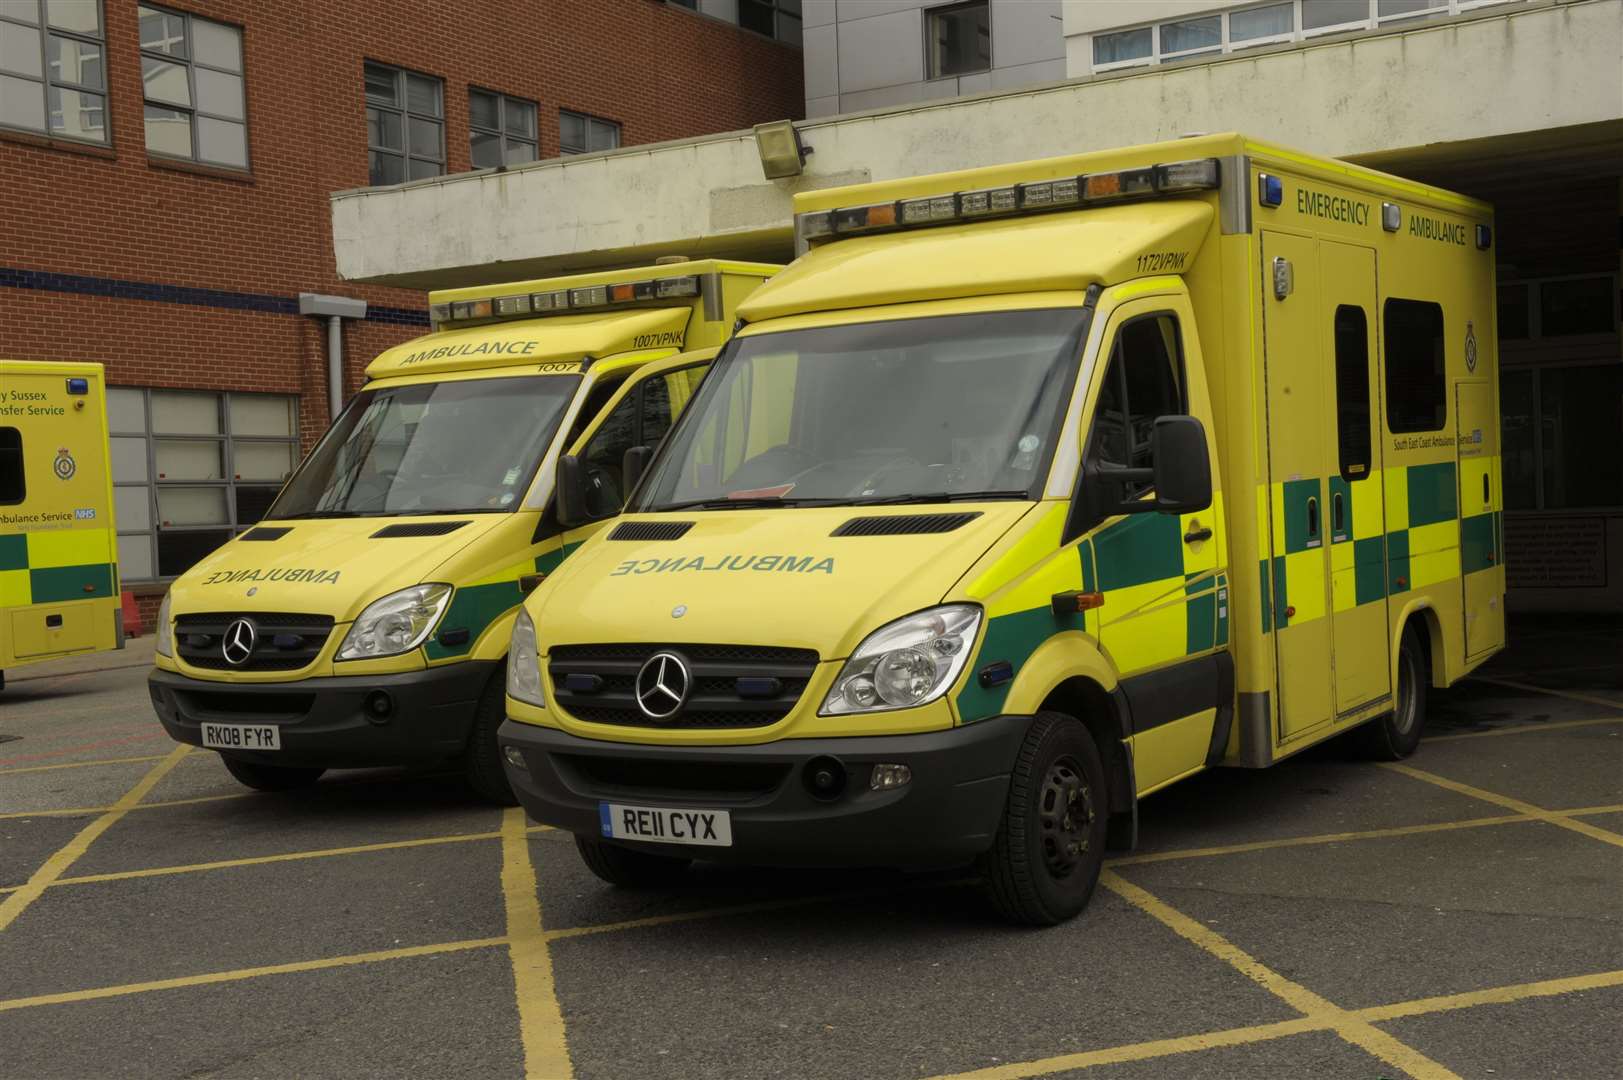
[1096,415,1213,516]
[555,453,588,527]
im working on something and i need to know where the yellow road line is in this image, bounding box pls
[0,746,191,933]
[1426,716,1623,743]
[0,937,506,1013]
[927,968,1623,1079]
[1101,870,1460,1080]
[1471,677,1623,712]
[500,807,573,1080]
[0,791,254,821]
[1382,763,1623,850]
[0,753,170,776]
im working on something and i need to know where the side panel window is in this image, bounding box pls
[1333,305,1372,480]
[1089,313,1186,496]
[1384,298,1446,433]
[0,427,23,505]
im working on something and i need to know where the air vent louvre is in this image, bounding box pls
[608,520,695,541]
[240,527,291,541]
[830,512,982,537]
[370,521,470,538]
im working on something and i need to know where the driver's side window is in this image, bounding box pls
[1090,313,1186,497]
[579,386,641,519]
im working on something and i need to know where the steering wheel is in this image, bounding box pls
[727,444,820,490]
[853,456,925,496]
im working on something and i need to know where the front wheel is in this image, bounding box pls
[1357,626,1428,760]
[220,755,325,792]
[979,712,1110,926]
[462,665,519,806]
[575,835,691,888]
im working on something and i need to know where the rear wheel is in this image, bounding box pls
[575,835,691,888]
[463,664,519,806]
[220,755,325,792]
[1357,626,1428,760]
[979,712,1110,926]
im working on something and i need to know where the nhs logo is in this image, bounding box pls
[73,508,96,520]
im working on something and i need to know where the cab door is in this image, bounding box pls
[1322,242,1391,715]
[1261,232,1334,740]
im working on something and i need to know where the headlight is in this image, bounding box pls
[155,592,173,657]
[506,608,544,707]
[335,584,452,660]
[820,604,982,716]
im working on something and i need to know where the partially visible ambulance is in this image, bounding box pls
[150,261,775,800]
[499,135,1504,923]
[1,360,121,687]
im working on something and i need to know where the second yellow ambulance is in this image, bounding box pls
[500,134,1504,923]
[150,261,775,800]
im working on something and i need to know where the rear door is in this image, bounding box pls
[1260,232,1334,741]
[1457,380,1503,658]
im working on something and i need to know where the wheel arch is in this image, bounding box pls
[1037,676,1136,849]
[1392,600,1444,688]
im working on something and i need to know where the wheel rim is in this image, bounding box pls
[1037,755,1094,879]
[1392,644,1418,735]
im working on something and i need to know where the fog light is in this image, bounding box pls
[802,755,846,800]
[870,763,912,791]
[363,690,393,724]
[503,746,528,770]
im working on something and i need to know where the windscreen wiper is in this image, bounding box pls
[649,496,843,512]
[844,490,1030,506]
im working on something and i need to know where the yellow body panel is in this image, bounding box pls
[1,360,122,671]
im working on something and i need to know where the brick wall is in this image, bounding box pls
[1,0,804,600]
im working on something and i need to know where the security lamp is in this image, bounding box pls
[754,120,811,180]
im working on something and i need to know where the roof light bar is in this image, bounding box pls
[433,274,704,326]
[797,157,1222,244]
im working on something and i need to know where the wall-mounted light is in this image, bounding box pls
[753,120,812,180]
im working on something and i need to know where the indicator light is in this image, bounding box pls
[1259,173,1283,208]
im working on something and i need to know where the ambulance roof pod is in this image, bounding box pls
[365,307,693,380]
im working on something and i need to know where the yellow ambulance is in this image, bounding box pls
[499,134,1504,923]
[150,261,776,800]
[1,360,122,687]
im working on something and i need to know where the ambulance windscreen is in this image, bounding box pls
[268,373,581,518]
[637,308,1086,512]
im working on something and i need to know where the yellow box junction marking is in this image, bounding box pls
[0,746,191,933]
[500,807,574,1080]
[1099,870,1461,1080]
[1382,763,1623,850]
[1471,677,1623,713]
[0,753,172,776]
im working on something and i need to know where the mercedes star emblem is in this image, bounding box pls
[221,618,257,666]
[634,651,690,721]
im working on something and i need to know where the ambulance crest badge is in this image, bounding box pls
[1464,322,1477,373]
[53,447,76,481]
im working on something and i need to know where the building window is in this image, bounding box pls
[365,61,443,185]
[1383,298,1447,434]
[739,0,802,46]
[666,0,697,7]
[469,88,536,169]
[0,0,106,143]
[0,427,23,504]
[1500,274,1620,342]
[559,109,619,155]
[107,388,299,582]
[926,1,990,79]
[1502,365,1623,511]
[138,5,247,169]
[1089,0,1527,73]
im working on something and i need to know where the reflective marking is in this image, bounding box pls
[1383,763,1623,850]
[0,746,191,933]
[501,808,573,1079]
[1101,870,1461,1080]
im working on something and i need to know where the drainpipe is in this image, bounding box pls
[298,293,369,421]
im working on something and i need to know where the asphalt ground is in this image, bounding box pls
[0,619,1619,1079]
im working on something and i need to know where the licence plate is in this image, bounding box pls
[200,722,281,751]
[599,802,732,847]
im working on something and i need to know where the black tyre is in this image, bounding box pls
[575,835,692,888]
[463,665,519,806]
[1357,626,1428,760]
[978,712,1110,926]
[220,755,325,792]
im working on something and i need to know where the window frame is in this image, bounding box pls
[364,60,444,185]
[0,0,108,144]
[1501,361,1623,513]
[737,0,803,45]
[137,3,250,170]
[558,108,620,156]
[1085,310,1190,498]
[468,86,537,170]
[925,0,992,81]
[108,388,300,584]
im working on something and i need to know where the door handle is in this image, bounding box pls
[1332,492,1345,535]
[1306,496,1319,539]
[1483,475,1490,505]
[1183,525,1213,544]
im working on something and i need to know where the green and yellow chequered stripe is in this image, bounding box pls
[422,539,582,661]
[1259,461,1500,632]
[0,530,116,607]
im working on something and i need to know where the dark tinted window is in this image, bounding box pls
[1333,305,1372,481]
[1384,299,1446,433]
[0,427,23,505]
[1091,314,1186,496]
[580,390,641,518]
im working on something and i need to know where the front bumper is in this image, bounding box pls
[497,716,1033,870]
[150,661,497,768]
